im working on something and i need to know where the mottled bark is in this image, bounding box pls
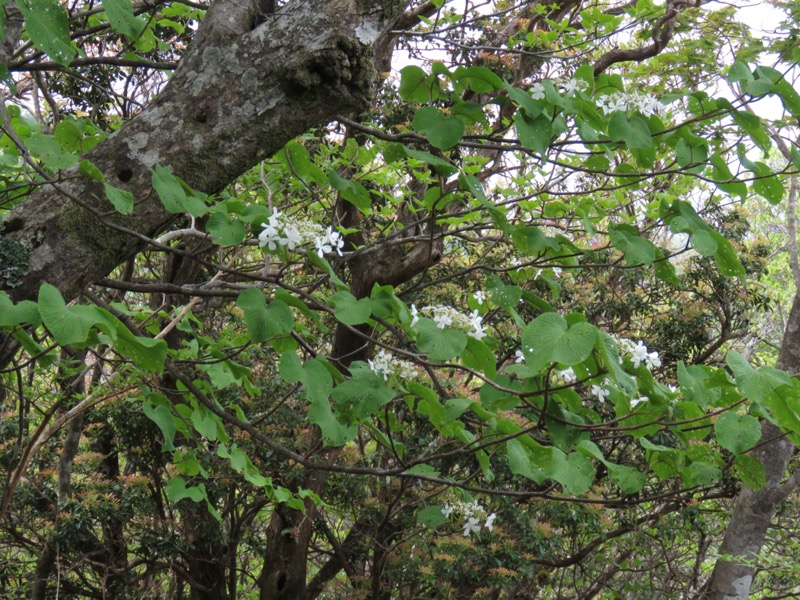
[0,0,407,304]
[701,293,800,599]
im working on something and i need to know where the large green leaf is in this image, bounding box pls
[102,0,146,39]
[715,412,760,454]
[17,0,76,66]
[38,283,96,345]
[0,292,40,327]
[412,107,464,150]
[332,372,395,422]
[237,289,294,342]
[515,111,552,157]
[398,65,432,102]
[521,313,597,372]
[608,112,652,149]
[25,133,77,170]
[416,319,468,361]
[330,291,372,326]
[726,350,792,403]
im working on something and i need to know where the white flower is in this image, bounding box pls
[258,223,281,250]
[463,517,481,537]
[368,349,393,381]
[442,504,454,518]
[551,266,562,278]
[591,384,610,402]
[368,349,417,381]
[410,305,419,327]
[267,209,282,229]
[484,513,496,532]
[515,350,525,364]
[530,82,545,100]
[314,235,332,257]
[473,291,487,304]
[433,312,452,329]
[630,341,661,370]
[558,367,577,384]
[631,396,648,408]
[563,79,578,95]
[326,227,344,256]
[280,225,302,250]
[467,310,486,340]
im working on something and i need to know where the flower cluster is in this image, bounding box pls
[258,210,344,257]
[367,349,418,381]
[558,367,577,384]
[596,92,663,118]
[616,338,662,370]
[411,305,487,340]
[441,500,497,537]
[591,382,610,402]
[529,78,589,100]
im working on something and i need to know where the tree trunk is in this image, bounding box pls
[701,293,800,599]
[0,0,407,305]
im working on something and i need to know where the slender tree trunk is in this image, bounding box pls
[701,293,800,599]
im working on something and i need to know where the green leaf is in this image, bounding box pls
[715,411,761,454]
[690,229,717,256]
[608,112,652,149]
[404,464,440,478]
[403,147,457,176]
[102,0,146,39]
[732,111,770,153]
[727,61,753,83]
[417,506,449,528]
[416,319,468,361]
[328,170,372,213]
[142,398,177,451]
[38,283,96,345]
[25,133,77,170]
[165,476,207,504]
[206,212,245,245]
[310,393,356,446]
[283,140,327,186]
[453,66,503,92]
[551,452,594,495]
[79,159,105,183]
[237,289,294,342]
[333,372,395,422]
[398,65,432,102]
[726,350,792,403]
[521,313,597,372]
[104,183,134,215]
[515,111,552,157]
[17,0,75,66]
[330,291,372,326]
[506,438,536,480]
[709,153,746,199]
[461,336,496,378]
[412,107,464,150]
[0,292,40,327]
[608,224,656,265]
[152,164,188,213]
[734,454,765,490]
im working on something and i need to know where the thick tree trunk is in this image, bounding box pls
[0,0,406,304]
[701,293,800,599]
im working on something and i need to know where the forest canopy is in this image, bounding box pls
[1,1,800,598]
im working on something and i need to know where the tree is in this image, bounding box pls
[1,0,800,598]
